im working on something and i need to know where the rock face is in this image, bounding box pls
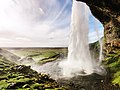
[77,0,120,53]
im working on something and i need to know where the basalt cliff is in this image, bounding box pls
[77,0,120,87]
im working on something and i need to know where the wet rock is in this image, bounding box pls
[57,73,120,90]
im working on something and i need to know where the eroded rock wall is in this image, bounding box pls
[77,0,120,53]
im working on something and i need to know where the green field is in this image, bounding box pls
[3,48,68,65]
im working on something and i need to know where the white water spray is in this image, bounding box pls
[93,20,104,62]
[59,0,105,77]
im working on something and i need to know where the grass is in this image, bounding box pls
[4,48,67,64]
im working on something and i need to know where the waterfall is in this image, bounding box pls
[59,0,105,77]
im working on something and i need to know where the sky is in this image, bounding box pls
[0,0,104,47]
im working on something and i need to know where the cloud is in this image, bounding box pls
[0,0,71,47]
[0,0,103,47]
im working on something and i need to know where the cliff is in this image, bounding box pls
[77,0,120,86]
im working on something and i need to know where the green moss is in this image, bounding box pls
[0,55,64,90]
[114,71,120,78]
[38,57,57,64]
[8,77,30,83]
[31,83,44,89]
[42,52,57,57]
[112,76,120,86]
[108,60,120,70]
[104,50,120,86]
[0,75,8,80]
[22,84,31,88]
[17,88,31,90]
[45,87,65,90]
[38,54,60,64]
[0,80,10,89]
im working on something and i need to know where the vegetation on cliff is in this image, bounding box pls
[104,50,120,86]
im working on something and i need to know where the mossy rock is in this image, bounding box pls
[103,50,120,86]
[0,55,64,90]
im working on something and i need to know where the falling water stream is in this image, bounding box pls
[59,0,105,77]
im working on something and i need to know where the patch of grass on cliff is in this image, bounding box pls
[38,53,60,64]
[104,50,120,86]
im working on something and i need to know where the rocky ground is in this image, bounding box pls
[58,71,120,90]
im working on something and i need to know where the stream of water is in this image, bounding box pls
[59,0,105,77]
